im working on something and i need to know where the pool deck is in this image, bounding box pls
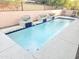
[0,18,79,59]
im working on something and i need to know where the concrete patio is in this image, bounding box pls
[0,10,79,59]
[0,18,79,59]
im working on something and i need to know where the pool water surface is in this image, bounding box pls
[7,19,72,54]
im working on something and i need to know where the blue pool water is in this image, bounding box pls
[7,19,71,54]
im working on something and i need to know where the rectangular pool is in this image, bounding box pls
[7,19,72,54]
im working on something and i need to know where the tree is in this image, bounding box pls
[38,0,48,4]
[64,0,79,10]
[46,0,79,10]
[46,0,66,8]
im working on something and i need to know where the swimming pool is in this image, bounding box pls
[7,18,72,54]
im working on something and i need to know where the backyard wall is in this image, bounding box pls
[0,10,62,28]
